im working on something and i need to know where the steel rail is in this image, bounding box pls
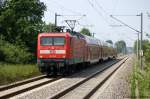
[83,57,128,99]
[0,77,62,99]
[49,57,127,99]
[0,75,46,91]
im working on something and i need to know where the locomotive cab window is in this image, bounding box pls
[40,37,65,46]
[53,37,65,45]
[40,37,52,46]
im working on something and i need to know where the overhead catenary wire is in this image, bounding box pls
[110,14,149,38]
[111,15,141,16]
[87,0,122,27]
[87,0,111,25]
[110,15,140,33]
[59,14,86,23]
[87,0,103,16]
[93,0,137,45]
[56,14,87,29]
[94,0,108,15]
[77,21,94,27]
[91,0,118,24]
[50,0,82,15]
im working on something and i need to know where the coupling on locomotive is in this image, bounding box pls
[37,30,117,75]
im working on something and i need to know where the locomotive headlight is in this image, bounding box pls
[40,56,43,58]
[55,50,66,54]
[40,50,50,54]
[62,55,66,58]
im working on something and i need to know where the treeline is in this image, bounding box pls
[132,39,150,97]
[106,40,127,54]
[115,40,127,54]
[134,40,150,62]
[0,0,47,63]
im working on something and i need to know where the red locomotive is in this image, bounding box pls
[37,31,117,75]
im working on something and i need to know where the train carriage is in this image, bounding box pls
[37,32,86,75]
[37,31,117,75]
[84,35,100,64]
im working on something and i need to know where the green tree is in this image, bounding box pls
[0,39,33,63]
[106,40,113,45]
[142,40,150,62]
[0,0,46,52]
[42,22,55,32]
[115,40,127,54]
[80,28,92,36]
[134,40,150,62]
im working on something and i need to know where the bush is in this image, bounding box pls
[131,58,150,97]
[0,39,33,64]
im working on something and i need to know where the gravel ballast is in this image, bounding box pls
[91,55,134,99]
[60,57,128,99]
[12,60,118,99]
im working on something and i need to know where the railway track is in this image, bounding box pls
[0,75,46,91]
[0,75,62,99]
[0,57,127,99]
[49,57,128,99]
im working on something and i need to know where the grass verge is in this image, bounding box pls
[0,63,41,86]
[130,59,150,98]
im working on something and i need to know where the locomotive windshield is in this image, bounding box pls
[40,37,65,46]
[40,37,53,46]
[53,37,65,45]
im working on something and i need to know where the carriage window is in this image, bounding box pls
[53,37,65,45]
[40,37,52,46]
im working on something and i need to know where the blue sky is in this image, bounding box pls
[40,0,150,47]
